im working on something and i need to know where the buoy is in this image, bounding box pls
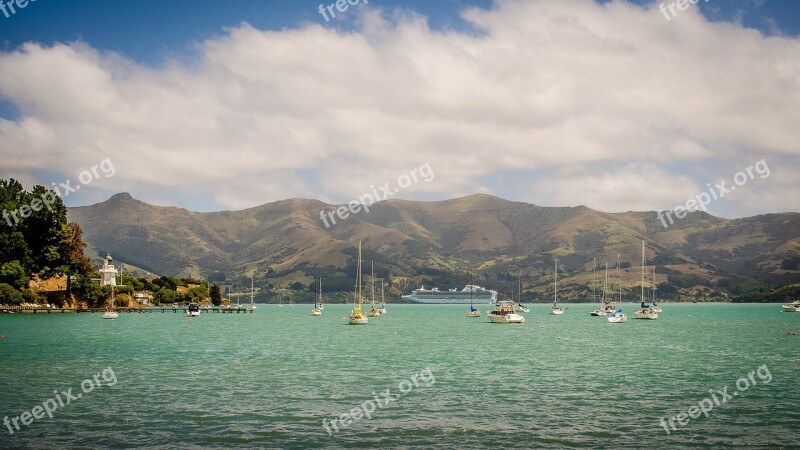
[393,331,397,335]
[557,336,562,340]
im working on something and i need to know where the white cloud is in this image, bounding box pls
[0,0,798,217]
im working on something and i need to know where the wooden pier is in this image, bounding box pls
[0,306,254,314]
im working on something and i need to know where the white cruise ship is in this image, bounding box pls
[402,285,497,304]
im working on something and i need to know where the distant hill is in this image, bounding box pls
[67,193,800,302]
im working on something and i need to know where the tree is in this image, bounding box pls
[65,223,95,275]
[0,261,28,290]
[290,281,306,291]
[210,284,222,305]
[0,283,22,305]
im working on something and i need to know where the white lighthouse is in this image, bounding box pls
[99,253,118,286]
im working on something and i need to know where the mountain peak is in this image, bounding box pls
[108,192,134,202]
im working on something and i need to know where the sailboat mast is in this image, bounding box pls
[592,258,596,308]
[641,239,645,304]
[604,263,608,304]
[554,257,558,306]
[250,274,254,306]
[357,241,363,306]
[470,272,474,308]
[371,260,375,307]
[652,266,656,303]
[617,254,622,303]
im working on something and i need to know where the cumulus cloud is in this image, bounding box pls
[0,0,798,217]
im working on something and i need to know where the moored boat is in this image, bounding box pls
[187,302,201,317]
[782,300,800,312]
[608,308,627,323]
[551,257,565,315]
[348,242,368,325]
[634,240,658,320]
[487,299,524,323]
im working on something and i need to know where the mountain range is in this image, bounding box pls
[66,193,800,302]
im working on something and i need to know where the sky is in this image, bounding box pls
[0,0,799,219]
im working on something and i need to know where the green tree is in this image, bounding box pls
[0,283,22,305]
[0,261,28,290]
[210,284,222,306]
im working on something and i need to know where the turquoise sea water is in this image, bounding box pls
[0,303,798,449]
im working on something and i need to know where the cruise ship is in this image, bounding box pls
[401,285,497,304]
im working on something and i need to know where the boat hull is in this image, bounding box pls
[782,305,799,312]
[402,295,495,305]
[608,314,627,323]
[348,317,368,325]
[551,307,565,315]
[488,313,524,323]
[103,312,118,319]
[634,310,658,320]
[590,310,608,316]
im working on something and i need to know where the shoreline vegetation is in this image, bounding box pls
[1,179,798,308]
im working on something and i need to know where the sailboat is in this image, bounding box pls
[634,239,658,320]
[103,282,119,319]
[651,265,662,313]
[551,256,565,315]
[516,274,530,312]
[311,277,322,316]
[368,261,380,317]
[467,273,481,317]
[590,258,606,316]
[608,255,627,323]
[348,241,368,325]
[247,275,257,311]
[377,280,387,314]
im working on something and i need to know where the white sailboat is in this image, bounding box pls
[608,256,627,322]
[651,265,662,313]
[311,277,322,316]
[608,308,627,323]
[348,241,368,325]
[590,258,607,316]
[635,240,658,320]
[551,257,565,315]
[377,280,387,314]
[247,275,257,311]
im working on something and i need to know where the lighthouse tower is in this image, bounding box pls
[99,253,118,286]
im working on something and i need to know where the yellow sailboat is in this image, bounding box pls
[349,241,368,325]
